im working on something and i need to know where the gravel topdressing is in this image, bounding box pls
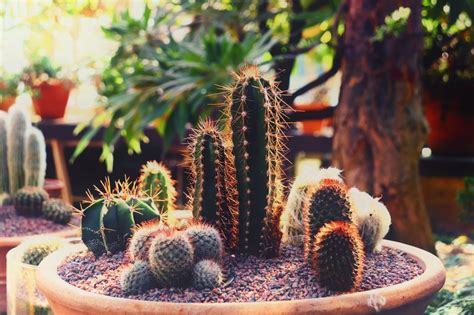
[0,206,78,237]
[58,245,423,303]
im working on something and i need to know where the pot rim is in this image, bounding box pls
[36,240,446,314]
[0,228,78,247]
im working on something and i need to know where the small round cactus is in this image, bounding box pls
[120,261,156,294]
[21,241,61,266]
[148,231,194,287]
[192,259,224,290]
[14,186,49,217]
[42,198,73,224]
[185,223,223,262]
[128,221,169,262]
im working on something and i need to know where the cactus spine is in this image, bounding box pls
[7,106,29,194]
[311,221,364,292]
[224,65,286,257]
[138,161,176,216]
[24,127,46,187]
[0,113,9,194]
[187,120,237,249]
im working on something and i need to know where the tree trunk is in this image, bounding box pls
[332,0,435,252]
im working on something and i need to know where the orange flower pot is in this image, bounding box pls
[32,80,72,119]
[0,96,16,112]
[294,102,333,135]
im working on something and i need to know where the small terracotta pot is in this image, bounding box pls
[37,240,445,315]
[31,80,72,119]
[293,102,333,135]
[0,96,16,112]
[44,178,64,199]
[0,228,78,312]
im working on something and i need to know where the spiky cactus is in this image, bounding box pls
[21,240,62,266]
[192,259,223,290]
[120,261,156,294]
[185,223,223,262]
[224,65,287,257]
[303,178,351,262]
[14,186,48,217]
[148,231,194,287]
[128,221,169,261]
[138,161,176,216]
[0,113,9,194]
[349,187,391,253]
[7,106,30,194]
[311,221,365,292]
[42,198,73,224]
[24,127,46,188]
[187,120,237,249]
[80,178,161,256]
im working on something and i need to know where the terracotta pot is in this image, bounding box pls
[44,178,64,199]
[293,102,333,135]
[37,240,445,315]
[31,80,72,119]
[0,228,78,312]
[424,93,474,156]
[0,96,16,112]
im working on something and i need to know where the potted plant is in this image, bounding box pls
[21,56,73,119]
[37,67,445,314]
[0,73,19,112]
[0,107,78,312]
[422,2,474,155]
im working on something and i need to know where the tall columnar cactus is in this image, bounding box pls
[80,178,161,256]
[311,221,365,292]
[0,113,9,194]
[7,106,30,194]
[24,127,47,187]
[224,65,287,257]
[303,178,352,262]
[138,161,176,216]
[187,120,238,249]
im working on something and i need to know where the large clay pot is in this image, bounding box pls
[0,229,78,312]
[31,80,72,119]
[37,240,445,315]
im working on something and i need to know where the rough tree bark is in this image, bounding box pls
[332,0,435,252]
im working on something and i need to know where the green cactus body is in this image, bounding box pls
[42,198,73,224]
[185,223,223,262]
[7,106,29,195]
[192,259,223,290]
[303,179,352,262]
[311,221,365,292]
[14,187,48,217]
[126,196,161,224]
[138,161,176,216]
[226,66,286,257]
[24,127,47,188]
[187,120,237,249]
[81,199,110,255]
[148,231,194,287]
[120,261,156,294]
[0,113,9,194]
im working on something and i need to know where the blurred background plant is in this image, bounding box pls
[457,177,474,224]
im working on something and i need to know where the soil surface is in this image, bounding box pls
[58,245,423,303]
[0,206,78,237]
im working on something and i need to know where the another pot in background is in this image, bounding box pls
[31,80,72,119]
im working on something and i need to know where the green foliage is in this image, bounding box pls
[373,7,411,42]
[457,177,474,223]
[42,198,73,225]
[426,277,474,314]
[120,261,156,295]
[192,259,223,290]
[0,72,19,98]
[14,187,49,217]
[21,56,61,87]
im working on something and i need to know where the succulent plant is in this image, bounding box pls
[120,261,157,294]
[128,221,169,261]
[7,106,30,195]
[349,187,391,253]
[192,259,224,290]
[223,65,287,257]
[138,161,176,217]
[42,198,73,224]
[148,230,194,287]
[80,178,161,256]
[24,127,47,188]
[0,192,13,206]
[187,119,238,250]
[0,113,9,194]
[185,223,223,262]
[14,186,49,217]
[21,240,62,266]
[311,221,364,292]
[303,178,351,262]
[282,168,344,247]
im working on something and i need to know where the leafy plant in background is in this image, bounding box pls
[457,177,474,223]
[21,56,61,88]
[0,72,19,99]
[426,277,474,314]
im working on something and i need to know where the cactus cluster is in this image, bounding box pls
[14,186,49,217]
[21,238,63,266]
[3,106,47,197]
[42,198,74,224]
[120,261,157,295]
[187,66,287,257]
[192,259,223,290]
[80,178,161,256]
[138,160,177,217]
